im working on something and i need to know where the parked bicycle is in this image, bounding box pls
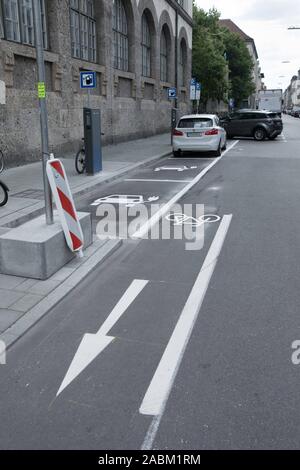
[0,180,9,207]
[75,134,104,174]
[0,149,4,173]
[75,138,86,174]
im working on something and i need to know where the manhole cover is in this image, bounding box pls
[12,189,45,200]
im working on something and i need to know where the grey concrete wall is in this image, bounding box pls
[0,0,192,167]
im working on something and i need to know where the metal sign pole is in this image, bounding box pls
[88,89,91,109]
[33,0,53,225]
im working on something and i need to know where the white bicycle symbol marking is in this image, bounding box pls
[166,213,221,227]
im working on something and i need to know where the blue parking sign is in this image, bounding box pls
[168,87,177,99]
[80,71,97,89]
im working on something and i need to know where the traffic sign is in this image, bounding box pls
[168,87,177,99]
[196,82,201,101]
[190,79,196,100]
[80,71,97,89]
[229,98,235,109]
[37,82,46,99]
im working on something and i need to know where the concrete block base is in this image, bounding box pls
[0,212,92,280]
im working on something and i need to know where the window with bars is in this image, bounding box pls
[112,0,128,72]
[1,0,48,47]
[70,0,96,63]
[160,29,168,82]
[141,13,151,78]
[178,40,186,87]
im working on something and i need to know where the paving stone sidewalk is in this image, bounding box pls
[0,237,121,347]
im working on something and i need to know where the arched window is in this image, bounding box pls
[2,0,48,48]
[70,0,96,62]
[160,28,168,82]
[112,0,128,71]
[179,39,186,87]
[141,12,151,77]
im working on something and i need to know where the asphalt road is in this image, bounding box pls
[1,116,300,450]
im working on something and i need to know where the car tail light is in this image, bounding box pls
[173,129,184,136]
[205,128,219,136]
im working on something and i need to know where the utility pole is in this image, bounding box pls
[33,0,53,225]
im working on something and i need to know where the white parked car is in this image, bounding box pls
[172,114,227,157]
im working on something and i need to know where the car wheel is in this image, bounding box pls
[173,150,182,158]
[253,127,266,141]
[227,134,234,140]
[215,141,222,157]
[222,140,227,150]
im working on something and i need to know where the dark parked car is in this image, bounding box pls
[220,110,283,141]
[291,107,300,118]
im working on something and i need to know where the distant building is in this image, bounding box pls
[283,73,300,111]
[0,1,193,166]
[219,19,263,109]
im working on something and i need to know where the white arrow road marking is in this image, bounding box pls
[154,166,197,172]
[57,279,149,397]
[140,215,232,450]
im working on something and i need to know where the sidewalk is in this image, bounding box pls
[0,133,171,230]
[0,237,122,348]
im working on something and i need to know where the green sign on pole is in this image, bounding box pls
[38,81,46,99]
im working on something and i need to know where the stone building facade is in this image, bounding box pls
[0,0,193,166]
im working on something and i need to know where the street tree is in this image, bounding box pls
[192,3,256,109]
[221,28,256,107]
[192,6,228,108]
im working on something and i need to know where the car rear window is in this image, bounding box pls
[268,113,281,119]
[178,118,213,129]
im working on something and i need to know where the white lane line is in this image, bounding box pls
[57,279,149,397]
[167,157,213,160]
[124,179,192,183]
[132,141,238,239]
[140,215,233,450]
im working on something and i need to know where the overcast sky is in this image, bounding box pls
[195,0,300,91]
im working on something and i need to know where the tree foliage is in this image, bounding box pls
[221,28,256,106]
[192,6,228,105]
[192,3,256,108]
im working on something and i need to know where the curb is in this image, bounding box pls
[1,151,171,229]
[0,238,122,350]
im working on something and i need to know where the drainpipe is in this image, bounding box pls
[175,9,178,110]
[170,8,179,146]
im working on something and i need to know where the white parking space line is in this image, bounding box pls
[140,215,233,450]
[132,141,239,239]
[167,157,213,160]
[124,179,192,183]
